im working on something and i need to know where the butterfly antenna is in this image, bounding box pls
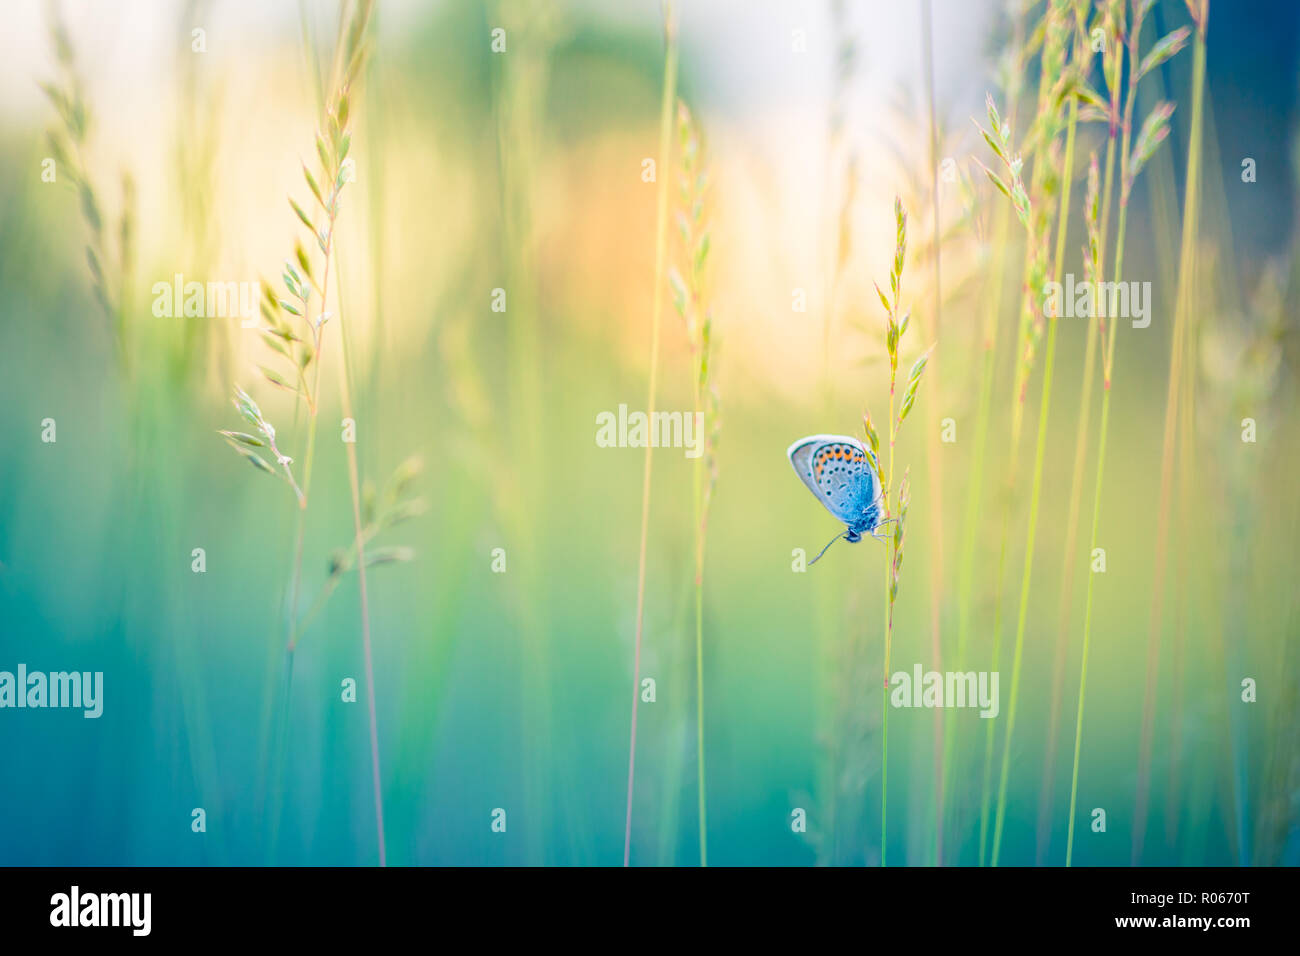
[808,531,849,566]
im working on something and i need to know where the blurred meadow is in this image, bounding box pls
[0,0,1297,866]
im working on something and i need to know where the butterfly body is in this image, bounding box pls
[787,434,887,561]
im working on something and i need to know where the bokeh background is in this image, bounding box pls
[0,0,1297,866]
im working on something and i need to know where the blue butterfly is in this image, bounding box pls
[787,434,892,564]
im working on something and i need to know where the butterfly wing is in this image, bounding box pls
[787,434,882,533]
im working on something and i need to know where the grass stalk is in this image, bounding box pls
[944,8,1025,861]
[670,100,719,867]
[1068,0,1172,863]
[1067,77,1134,883]
[972,81,1040,869]
[694,476,707,866]
[1134,0,1207,864]
[692,365,718,868]
[819,0,859,861]
[880,374,895,868]
[268,242,329,861]
[623,4,677,867]
[1037,129,1115,862]
[920,0,946,865]
[328,5,386,862]
[870,198,927,867]
[973,0,1073,860]
[990,94,1078,867]
[336,319,387,866]
[256,0,375,861]
[1066,193,1125,867]
[943,209,1005,855]
[333,198,388,865]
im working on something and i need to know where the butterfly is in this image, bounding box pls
[787,434,893,564]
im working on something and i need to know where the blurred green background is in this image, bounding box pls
[0,0,1297,866]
